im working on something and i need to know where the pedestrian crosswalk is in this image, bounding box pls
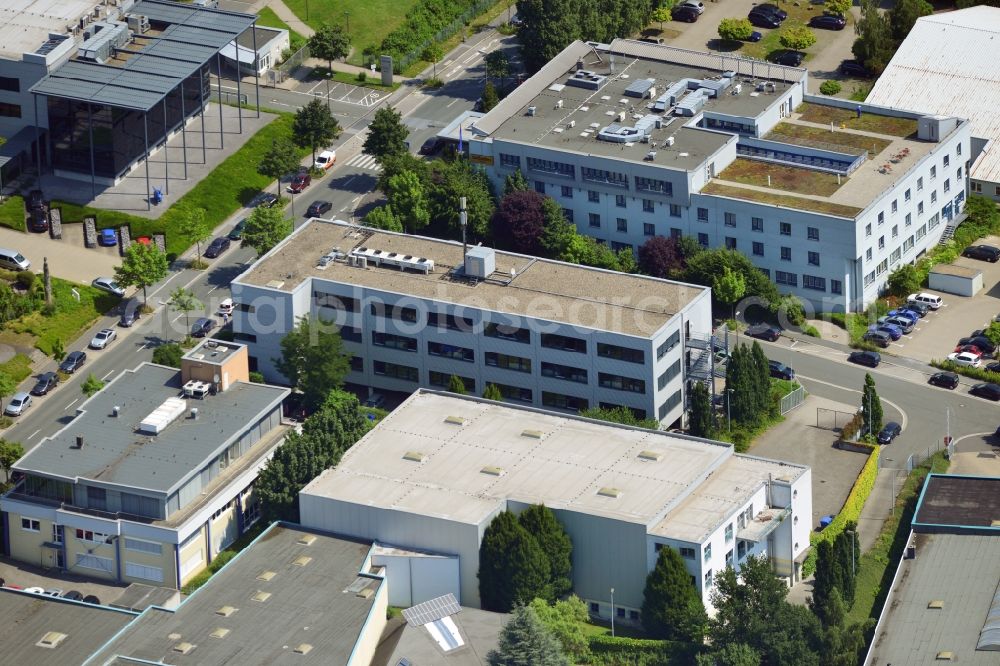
[345,154,382,172]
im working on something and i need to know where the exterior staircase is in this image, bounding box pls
[937,223,957,245]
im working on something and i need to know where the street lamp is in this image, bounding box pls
[734,310,741,348]
[726,388,734,432]
[610,587,615,638]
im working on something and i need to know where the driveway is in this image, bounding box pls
[0,556,129,603]
[0,225,120,285]
[653,0,863,95]
[748,394,869,530]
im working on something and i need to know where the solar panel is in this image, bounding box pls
[402,593,461,627]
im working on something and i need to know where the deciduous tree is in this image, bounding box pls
[479,511,551,612]
[780,25,817,51]
[448,374,468,394]
[0,372,15,415]
[152,342,183,368]
[363,205,403,232]
[519,504,573,601]
[487,605,568,666]
[638,235,686,278]
[714,266,746,319]
[243,205,292,258]
[274,316,351,410]
[308,23,350,73]
[425,159,496,240]
[539,197,575,259]
[718,18,753,42]
[652,6,673,30]
[853,0,894,74]
[50,338,65,363]
[0,439,24,483]
[257,139,301,197]
[485,50,510,90]
[886,263,920,297]
[81,373,105,397]
[504,169,529,195]
[825,0,853,17]
[642,545,707,642]
[580,405,659,429]
[293,99,341,164]
[529,596,590,662]
[364,106,409,160]
[482,80,500,112]
[169,287,202,336]
[491,190,548,254]
[114,242,168,305]
[695,643,761,666]
[388,170,430,234]
[888,0,932,41]
[422,42,444,79]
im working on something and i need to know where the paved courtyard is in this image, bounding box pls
[0,556,129,604]
[0,224,120,285]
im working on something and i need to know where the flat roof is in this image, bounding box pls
[15,362,288,495]
[182,337,246,365]
[931,263,982,279]
[865,532,1000,664]
[87,524,382,666]
[0,588,136,665]
[235,219,707,338]
[0,0,96,61]
[375,607,507,665]
[30,0,256,111]
[914,475,1000,532]
[478,40,800,171]
[301,391,807,530]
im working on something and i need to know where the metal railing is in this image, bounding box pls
[779,385,806,415]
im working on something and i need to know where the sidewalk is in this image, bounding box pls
[856,467,901,553]
[267,0,315,37]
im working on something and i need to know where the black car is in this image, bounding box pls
[970,383,1000,401]
[755,3,788,20]
[747,324,781,342]
[957,335,997,354]
[877,421,902,445]
[986,361,1000,374]
[31,372,59,396]
[902,301,929,316]
[928,371,959,389]
[672,5,700,22]
[748,10,781,28]
[962,244,1000,262]
[191,317,216,338]
[28,206,49,232]
[772,50,805,67]
[228,218,246,241]
[848,350,881,367]
[420,137,443,155]
[27,189,45,211]
[250,192,279,208]
[59,350,87,374]
[62,590,84,601]
[862,330,891,348]
[768,360,795,380]
[809,14,847,30]
[204,237,231,258]
[119,303,140,328]
[839,60,871,77]
[306,200,333,217]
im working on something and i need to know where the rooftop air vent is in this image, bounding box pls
[256,570,276,582]
[293,555,313,567]
[464,246,495,279]
[251,591,271,603]
[597,487,623,498]
[638,450,663,462]
[173,642,196,655]
[404,451,428,463]
[928,600,945,609]
[527,106,536,116]
[210,628,230,639]
[216,605,238,617]
[139,397,187,434]
[296,534,317,546]
[357,587,375,599]
[294,644,314,655]
[36,632,68,649]
[521,429,544,439]
[565,69,607,90]
[265,280,285,289]
[481,466,505,477]
[445,415,466,426]
[935,652,954,661]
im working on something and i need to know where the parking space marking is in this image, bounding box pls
[64,398,79,411]
[28,429,40,440]
[102,371,114,381]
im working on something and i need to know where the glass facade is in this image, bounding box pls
[47,66,209,179]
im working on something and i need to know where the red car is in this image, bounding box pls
[954,344,984,357]
[289,172,311,193]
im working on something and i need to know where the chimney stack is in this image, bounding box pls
[75,435,84,449]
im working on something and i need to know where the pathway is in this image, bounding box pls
[267,0,315,37]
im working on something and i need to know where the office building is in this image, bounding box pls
[299,391,812,619]
[231,218,714,428]
[467,39,971,311]
[1,339,289,589]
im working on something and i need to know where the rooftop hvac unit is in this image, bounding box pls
[617,111,626,122]
[127,15,150,34]
[733,83,742,95]
[356,256,368,269]
[527,106,536,116]
[568,120,576,128]
[641,134,649,143]
[645,150,657,161]
[556,99,563,109]
[345,255,356,267]
[654,117,662,129]
[666,136,675,146]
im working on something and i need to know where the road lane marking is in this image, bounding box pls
[102,371,114,381]
[28,429,40,440]
[135,342,150,354]
[798,374,909,430]
[208,285,219,293]
[64,398,79,411]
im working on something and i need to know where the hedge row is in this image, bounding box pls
[379,0,481,64]
[802,443,879,577]
[587,635,698,665]
[931,358,1000,383]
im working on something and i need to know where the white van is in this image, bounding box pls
[0,248,31,271]
[908,292,943,309]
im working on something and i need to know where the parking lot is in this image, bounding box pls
[0,225,120,285]
[890,234,1000,364]
[0,556,129,604]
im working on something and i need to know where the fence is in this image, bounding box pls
[276,44,310,79]
[394,0,496,73]
[779,385,805,415]
[815,407,856,431]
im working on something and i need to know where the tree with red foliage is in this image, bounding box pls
[491,190,548,255]
[638,235,685,278]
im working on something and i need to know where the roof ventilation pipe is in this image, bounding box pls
[75,435,84,449]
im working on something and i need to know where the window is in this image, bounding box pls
[704,544,712,562]
[944,179,950,193]
[737,512,746,529]
[865,223,872,237]
[669,204,682,218]
[726,549,734,567]
[527,157,574,177]
[903,235,915,252]
[957,143,962,156]
[87,486,107,511]
[541,361,588,384]
[563,208,574,223]
[780,222,791,236]
[957,167,962,180]
[659,389,682,419]
[534,180,545,194]
[615,194,627,208]
[598,343,644,364]
[541,333,586,353]
[931,190,937,204]
[725,524,733,543]
[930,165,936,179]
[877,211,884,225]
[499,153,520,168]
[657,331,680,359]
[890,246,901,265]
[0,76,19,92]
[671,227,682,239]
[0,103,21,118]
[866,248,872,261]
[905,212,911,227]
[916,223,927,240]
[891,200,897,214]
[738,540,747,560]
[233,332,257,343]
[561,185,573,198]
[588,190,600,203]
[372,331,417,352]
[493,383,533,402]
[52,524,63,543]
[373,361,418,382]
[918,201,924,215]
[831,279,842,294]
[75,529,111,543]
[369,302,418,323]
[643,223,655,236]
[314,292,359,311]
[350,356,363,372]
[891,224,898,239]
[629,610,640,622]
[616,218,627,233]
[125,562,164,583]
[679,547,696,559]
[725,237,737,250]
[658,359,681,389]
[237,302,255,314]
[752,217,763,232]
[641,199,654,213]
[697,207,709,222]
[430,371,474,392]
[589,213,600,228]
[76,553,114,573]
[807,226,819,241]
[905,188,911,201]
[943,154,950,168]
[427,341,474,362]
[428,312,474,332]
[485,322,530,344]
[878,235,885,250]
[803,275,826,291]
[617,607,626,619]
[635,176,672,195]
[697,232,708,247]
[775,271,797,286]
[780,246,791,261]
[590,602,600,613]
[581,166,627,187]
[724,212,736,227]
[542,391,588,411]
[752,241,764,256]
[21,518,40,532]
[485,352,531,373]
[808,251,820,266]
[599,372,645,393]
[917,177,924,191]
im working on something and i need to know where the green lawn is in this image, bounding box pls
[766,122,892,156]
[312,67,400,92]
[5,279,119,355]
[282,0,422,66]
[739,3,847,62]
[0,353,33,383]
[52,113,308,260]
[719,158,844,197]
[703,182,863,218]
[257,5,306,52]
[0,196,25,232]
[796,102,919,137]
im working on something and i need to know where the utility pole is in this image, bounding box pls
[459,196,468,259]
[610,587,615,638]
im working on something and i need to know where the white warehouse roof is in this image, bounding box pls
[866,6,1000,183]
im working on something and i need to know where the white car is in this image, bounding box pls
[678,0,705,14]
[5,392,32,416]
[90,328,117,349]
[948,351,982,367]
[23,586,45,595]
[217,297,234,315]
[907,292,943,309]
[314,150,336,171]
[92,277,125,298]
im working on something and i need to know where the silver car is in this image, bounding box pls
[90,328,117,349]
[5,391,32,416]
[92,277,125,298]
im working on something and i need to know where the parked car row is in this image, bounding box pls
[860,294,940,349]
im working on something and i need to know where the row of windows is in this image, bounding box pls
[541,361,588,384]
[430,371,475,392]
[597,342,644,364]
[527,157,574,178]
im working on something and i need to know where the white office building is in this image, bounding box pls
[466,39,971,312]
[230,219,713,428]
[299,390,813,619]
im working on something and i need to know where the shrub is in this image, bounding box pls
[356,71,367,82]
[424,77,444,88]
[15,271,35,290]
[819,80,842,96]
[931,359,1000,383]
[249,371,265,383]
[802,324,821,338]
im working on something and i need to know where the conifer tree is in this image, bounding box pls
[519,504,573,600]
[479,511,551,612]
[642,546,707,642]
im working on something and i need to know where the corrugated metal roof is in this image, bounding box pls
[866,7,1000,182]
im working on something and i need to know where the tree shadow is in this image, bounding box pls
[707,38,745,53]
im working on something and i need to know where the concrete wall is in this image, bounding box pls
[371,551,461,607]
[349,576,389,666]
[929,269,983,297]
[181,343,250,389]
